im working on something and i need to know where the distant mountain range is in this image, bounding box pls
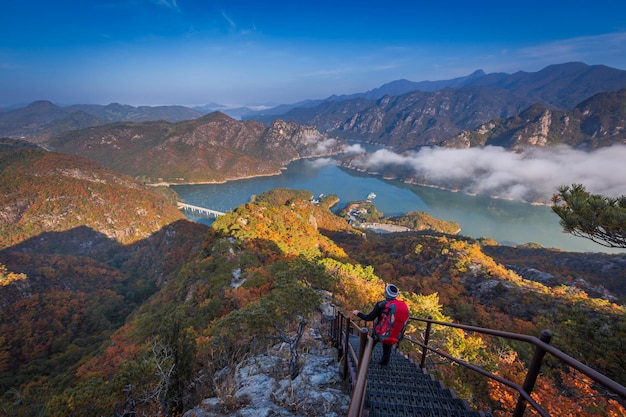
[250,62,626,149]
[0,100,203,142]
[4,62,626,145]
[46,112,347,183]
[441,88,626,151]
[1,61,625,184]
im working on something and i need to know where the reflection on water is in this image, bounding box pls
[172,158,623,254]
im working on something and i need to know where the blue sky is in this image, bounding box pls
[2,0,626,107]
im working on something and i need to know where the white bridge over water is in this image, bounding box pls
[177,202,225,218]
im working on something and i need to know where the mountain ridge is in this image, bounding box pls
[0,100,203,141]
[46,112,348,183]
[0,145,185,247]
[4,62,626,145]
[248,62,626,149]
[441,88,626,151]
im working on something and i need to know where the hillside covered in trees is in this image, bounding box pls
[44,112,347,184]
[0,147,209,415]
[0,135,623,415]
[1,154,625,417]
[0,148,186,247]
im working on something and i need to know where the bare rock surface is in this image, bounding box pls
[183,326,350,417]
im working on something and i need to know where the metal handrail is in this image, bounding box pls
[333,311,374,417]
[332,311,626,417]
[347,328,373,417]
[408,316,626,417]
[404,333,549,417]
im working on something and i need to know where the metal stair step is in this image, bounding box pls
[367,394,470,411]
[367,401,482,417]
[366,367,434,380]
[347,336,482,417]
[366,376,444,391]
[367,386,455,399]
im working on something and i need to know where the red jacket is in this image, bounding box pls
[358,298,409,345]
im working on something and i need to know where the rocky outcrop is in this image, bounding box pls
[183,331,350,417]
[442,88,626,152]
[332,87,531,150]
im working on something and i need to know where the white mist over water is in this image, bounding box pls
[352,145,626,203]
[173,145,626,254]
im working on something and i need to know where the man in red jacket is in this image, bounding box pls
[353,283,409,365]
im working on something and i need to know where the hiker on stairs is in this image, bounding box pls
[352,284,410,365]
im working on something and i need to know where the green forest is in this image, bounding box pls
[1,148,625,416]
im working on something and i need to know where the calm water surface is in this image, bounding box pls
[172,158,623,254]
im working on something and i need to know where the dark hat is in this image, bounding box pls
[385,284,399,299]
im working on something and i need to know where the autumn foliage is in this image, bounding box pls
[1,163,625,417]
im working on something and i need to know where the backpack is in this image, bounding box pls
[374,299,409,345]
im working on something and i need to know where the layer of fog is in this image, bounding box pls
[344,144,626,203]
[314,137,342,154]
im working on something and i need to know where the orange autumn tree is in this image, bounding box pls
[486,350,625,417]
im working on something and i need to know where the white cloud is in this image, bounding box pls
[306,158,336,169]
[314,138,339,153]
[221,10,237,31]
[517,32,626,66]
[354,145,626,203]
[344,143,366,154]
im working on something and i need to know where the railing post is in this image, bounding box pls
[337,312,345,361]
[343,316,352,379]
[513,330,552,417]
[420,315,433,369]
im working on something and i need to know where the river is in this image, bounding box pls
[172,157,623,254]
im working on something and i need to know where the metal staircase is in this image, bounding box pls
[348,336,487,417]
[333,311,626,417]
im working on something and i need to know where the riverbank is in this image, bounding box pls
[340,162,554,207]
[171,158,621,253]
[146,152,346,188]
[146,169,285,187]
